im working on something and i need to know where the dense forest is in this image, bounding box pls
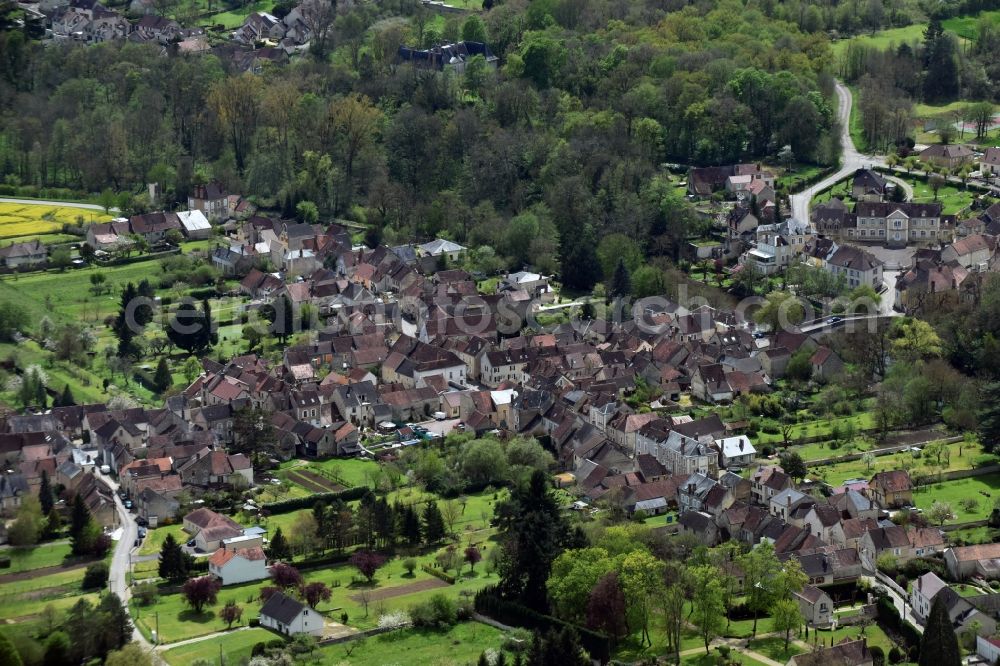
[0,0,841,291]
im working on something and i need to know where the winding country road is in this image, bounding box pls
[789,81,887,223]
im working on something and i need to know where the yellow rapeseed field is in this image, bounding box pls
[0,203,112,240]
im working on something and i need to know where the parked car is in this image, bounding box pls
[186,538,196,547]
[124,500,132,509]
[138,527,147,538]
[136,517,148,527]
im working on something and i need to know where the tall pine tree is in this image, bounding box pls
[38,469,53,515]
[609,258,631,299]
[400,505,422,546]
[158,533,191,581]
[69,494,95,556]
[422,501,446,544]
[977,382,1000,453]
[919,594,960,666]
[153,358,172,393]
[267,527,291,561]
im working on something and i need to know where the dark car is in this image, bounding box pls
[186,538,196,548]
[827,316,843,324]
[136,517,148,527]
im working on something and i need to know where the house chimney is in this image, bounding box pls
[787,495,792,507]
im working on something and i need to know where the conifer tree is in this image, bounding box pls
[919,595,960,666]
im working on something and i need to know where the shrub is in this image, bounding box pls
[502,628,533,653]
[134,582,159,606]
[409,593,458,629]
[82,561,109,589]
[888,647,903,664]
[377,610,411,630]
[974,454,997,468]
[869,646,885,666]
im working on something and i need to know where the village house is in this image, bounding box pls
[188,182,229,221]
[852,168,888,201]
[920,143,975,169]
[259,591,324,636]
[794,585,834,627]
[714,435,756,469]
[825,245,884,290]
[868,470,913,509]
[209,545,268,585]
[941,233,997,269]
[945,542,1000,580]
[0,240,47,269]
[397,41,498,73]
[183,507,245,552]
[982,147,1000,180]
[687,164,775,197]
[750,465,792,506]
[178,210,212,239]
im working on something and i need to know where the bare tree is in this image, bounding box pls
[357,589,371,618]
[440,499,462,536]
[300,0,337,59]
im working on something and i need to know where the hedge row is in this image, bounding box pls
[422,564,456,585]
[875,593,921,651]
[0,184,90,200]
[783,165,838,194]
[473,587,611,663]
[261,486,370,514]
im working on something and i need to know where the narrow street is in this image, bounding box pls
[98,469,157,656]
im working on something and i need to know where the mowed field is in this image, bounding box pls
[0,203,111,241]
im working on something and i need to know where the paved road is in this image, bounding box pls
[789,82,885,224]
[99,470,156,655]
[0,197,118,213]
[865,573,924,632]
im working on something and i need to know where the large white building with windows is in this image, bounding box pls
[848,202,943,248]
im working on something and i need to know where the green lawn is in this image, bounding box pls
[811,624,895,655]
[0,567,85,597]
[136,539,504,644]
[912,473,1000,523]
[314,623,506,665]
[197,0,273,28]
[942,10,1000,40]
[755,411,876,447]
[809,438,985,486]
[902,176,978,215]
[137,523,187,557]
[747,636,805,662]
[952,583,985,598]
[281,458,382,489]
[776,163,829,193]
[831,21,968,60]
[161,627,277,665]
[1,542,74,573]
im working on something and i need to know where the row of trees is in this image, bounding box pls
[0,593,134,666]
[280,493,456,556]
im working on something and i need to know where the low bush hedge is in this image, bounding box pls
[422,564,456,585]
[261,486,370,514]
